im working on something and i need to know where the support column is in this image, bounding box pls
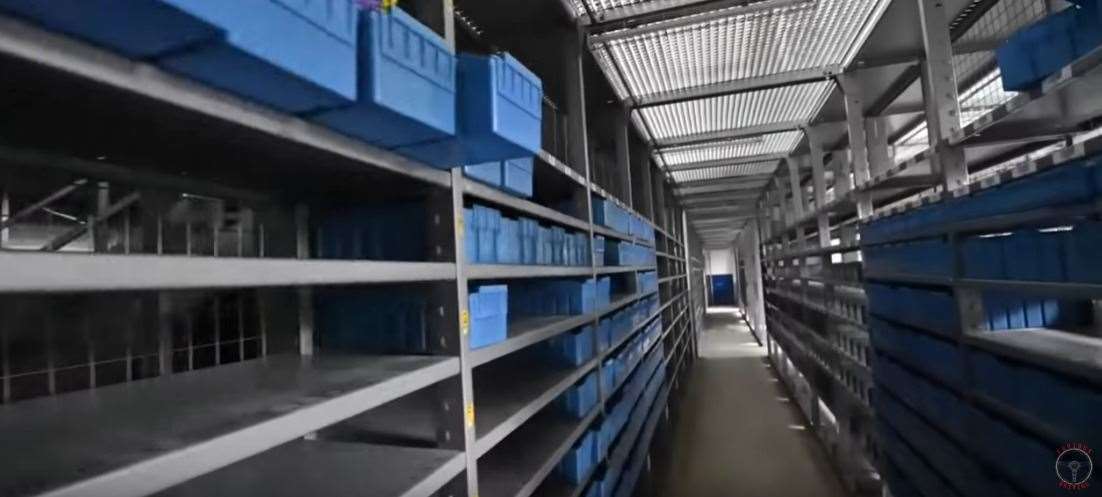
[808,132,831,249]
[615,108,633,207]
[407,0,455,50]
[865,117,892,178]
[785,157,805,220]
[294,204,313,356]
[840,75,873,220]
[917,0,968,190]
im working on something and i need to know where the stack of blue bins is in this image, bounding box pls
[0,0,361,114]
[593,196,631,235]
[319,203,426,260]
[996,0,1102,91]
[465,157,536,198]
[558,429,598,484]
[469,284,507,349]
[543,325,596,368]
[558,371,599,419]
[510,278,608,317]
[466,203,590,266]
[316,287,429,353]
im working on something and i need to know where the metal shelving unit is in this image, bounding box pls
[0,3,697,496]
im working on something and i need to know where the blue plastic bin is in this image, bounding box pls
[597,319,613,352]
[464,161,502,187]
[469,284,507,349]
[558,430,597,484]
[463,207,477,262]
[0,0,225,59]
[518,218,539,265]
[503,157,535,198]
[1063,222,1102,283]
[545,326,596,367]
[473,204,500,264]
[497,217,521,265]
[399,53,543,167]
[151,0,358,113]
[313,7,455,146]
[559,372,599,419]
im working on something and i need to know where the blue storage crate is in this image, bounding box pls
[503,157,535,198]
[559,371,599,419]
[593,236,606,267]
[497,217,521,265]
[545,325,596,368]
[469,285,507,349]
[605,240,624,266]
[1004,229,1066,282]
[317,288,429,353]
[400,53,542,166]
[962,235,1007,279]
[318,203,427,261]
[518,218,539,265]
[0,0,225,58]
[559,278,597,315]
[151,0,357,113]
[596,277,611,310]
[464,161,502,187]
[1063,222,1102,283]
[594,321,612,354]
[558,430,597,484]
[956,164,1095,222]
[551,227,566,266]
[314,7,455,147]
[464,207,477,262]
[472,204,500,264]
[601,358,617,396]
[1017,362,1102,449]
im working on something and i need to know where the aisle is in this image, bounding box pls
[653,308,849,497]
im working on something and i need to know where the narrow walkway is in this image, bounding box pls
[653,308,849,497]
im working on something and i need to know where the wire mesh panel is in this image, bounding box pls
[658,130,803,166]
[671,161,779,182]
[639,81,834,140]
[892,0,1048,164]
[590,0,889,100]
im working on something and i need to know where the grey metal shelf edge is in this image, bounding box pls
[596,265,657,275]
[0,354,460,497]
[160,441,466,497]
[0,253,456,293]
[0,15,452,189]
[467,265,594,280]
[464,180,591,234]
[475,358,598,457]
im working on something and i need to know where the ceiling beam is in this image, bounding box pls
[678,183,770,197]
[678,188,764,202]
[587,0,810,39]
[666,154,787,172]
[633,66,840,108]
[654,120,808,148]
[676,178,770,193]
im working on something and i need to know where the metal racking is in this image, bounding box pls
[730,1,1102,496]
[0,4,697,497]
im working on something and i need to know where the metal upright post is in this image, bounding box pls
[439,169,480,497]
[786,157,805,221]
[809,131,831,249]
[294,203,314,356]
[917,0,968,190]
[840,75,873,220]
[615,108,634,208]
[0,187,8,249]
[865,117,892,179]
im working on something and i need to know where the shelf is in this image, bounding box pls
[596,265,656,275]
[865,271,1102,300]
[604,366,667,494]
[966,328,1102,387]
[602,290,659,318]
[613,382,671,497]
[474,358,598,457]
[467,265,593,280]
[0,354,459,497]
[160,441,465,497]
[471,314,595,367]
[765,288,867,329]
[478,406,600,497]
[658,275,682,284]
[764,242,860,263]
[464,180,591,234]
[537,150,588,190]
[855,150,938,194]
[950,44,1102,147]
[0,252,455,293]
[0,15,451,189]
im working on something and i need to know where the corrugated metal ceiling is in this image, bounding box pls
[671,161,778,182]
[658,130,803,166]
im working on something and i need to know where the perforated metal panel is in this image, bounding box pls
[672,161,779,182]
[591,0,888,100]
[640,81,833,140]
[659,131,803,165]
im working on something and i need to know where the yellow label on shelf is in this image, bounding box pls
[460,310,469,336]
[465,403,475,428]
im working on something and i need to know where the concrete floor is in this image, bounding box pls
[652,308,850,497]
